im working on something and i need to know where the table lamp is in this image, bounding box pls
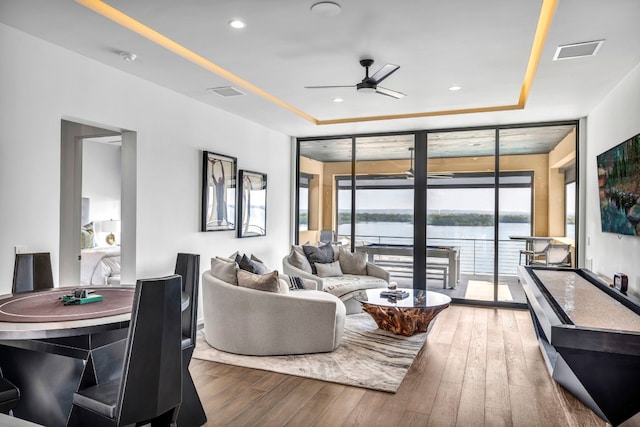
[102,219,120,245]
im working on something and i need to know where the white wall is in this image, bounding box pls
[585,62,640,298]
[0,23,292,294]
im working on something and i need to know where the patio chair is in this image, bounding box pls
[319,230,337,244]
[519,238,551,266]
[530,244,572,267]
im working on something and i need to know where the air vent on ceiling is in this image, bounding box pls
[553,40,604,61]
[207,86,245,97]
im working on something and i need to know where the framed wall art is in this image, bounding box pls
[201,151,237,232]
[237,170,267,238]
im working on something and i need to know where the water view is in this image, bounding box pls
[337,210,574,276]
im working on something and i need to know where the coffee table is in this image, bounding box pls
[354,289,451,336]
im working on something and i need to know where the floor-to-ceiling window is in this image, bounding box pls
[296,121,578,307]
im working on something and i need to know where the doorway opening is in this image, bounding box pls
[59,119,136,286]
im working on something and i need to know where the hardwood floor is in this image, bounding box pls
[190,305,639,427]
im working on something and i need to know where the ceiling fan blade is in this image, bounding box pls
[304,85,355,89]
[427,173,454,179]
[370,64,400,84]
[376,86,406,99]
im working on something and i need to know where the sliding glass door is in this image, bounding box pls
[426,129,496,301]
[353,135,415,287]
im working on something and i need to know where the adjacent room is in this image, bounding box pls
[1,1,639,426]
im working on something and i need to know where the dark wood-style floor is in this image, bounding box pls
[190,305,639,427]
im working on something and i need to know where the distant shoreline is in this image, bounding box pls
[300,211,575,227]
[340,212,531,226]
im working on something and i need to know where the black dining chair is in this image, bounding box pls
[12,252,54,293]
[174,253,207,426]
[0,368,19,415]
[68,275,183,427]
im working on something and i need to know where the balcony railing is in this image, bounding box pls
[345,234,526,276]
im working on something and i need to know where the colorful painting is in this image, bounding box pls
[597,132,640,236]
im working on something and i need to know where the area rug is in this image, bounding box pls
[193,314,428,393]
[465,280,513,301]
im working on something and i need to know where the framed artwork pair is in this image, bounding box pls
[201,151,267,238]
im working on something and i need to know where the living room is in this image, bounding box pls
[1,1,640,426]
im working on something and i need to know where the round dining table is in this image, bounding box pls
[0,286,190,427]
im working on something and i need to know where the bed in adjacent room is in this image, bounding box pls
[80,246,121,286]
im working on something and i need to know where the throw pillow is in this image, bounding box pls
[250,254,265,264]
[287,275,305,290]
[210,257,239,285]
[303,243,334,274]
[315,260,343,278]
[288,248,312,273]
[237,270,281,293]
[338,247,368,275]
[331,243,342,261]
[81,222,97,249]
[237,254,270,275]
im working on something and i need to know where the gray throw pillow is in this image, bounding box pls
[303,243,334,274]
[315,260,343,278]
[238,254,270,275]
[210,257,239,285]
[237,270,281,293]
[288,248,312,273]
[338,248,368,275]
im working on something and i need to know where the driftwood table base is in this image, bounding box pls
[361,303,450,336]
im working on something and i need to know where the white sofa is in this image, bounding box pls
[282,248,390,314]
[201,270,346,356]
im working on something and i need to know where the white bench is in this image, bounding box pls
[426,263,448,289]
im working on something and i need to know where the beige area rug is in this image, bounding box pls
[193,314,428,393]
[465,280,513,301]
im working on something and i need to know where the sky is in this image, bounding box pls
[339,188,533,213]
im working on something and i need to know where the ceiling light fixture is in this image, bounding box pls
[228,19,246,29]
[119,51,136,62]
[449,85,462,91]
[332,97,344,103]
[310,2,342,16]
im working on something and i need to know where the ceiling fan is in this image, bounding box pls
[305,58,406,99]
[405,147,454,179]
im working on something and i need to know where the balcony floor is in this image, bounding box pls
[393,272,526,304]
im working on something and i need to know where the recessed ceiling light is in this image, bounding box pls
[119,51,137,62]
[228,19,246,29]
[449,85,462,91]
[310,2,342,16]
[332,97,344,103]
